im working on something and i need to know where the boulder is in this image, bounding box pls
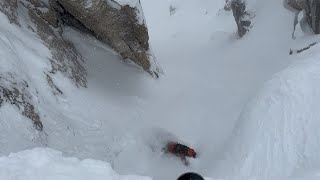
[230,0,252,37]
[55,0,161,77]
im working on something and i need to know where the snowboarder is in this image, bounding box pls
[164,142,197,166]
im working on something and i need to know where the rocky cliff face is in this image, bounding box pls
[229,0,320,37]
[28,0,87,87]
[54,0,161,77]
[287,0,305,11]
[287,0,320,34]
[0,0,159,132]
[0,0,87,131]
[304,0,320,34]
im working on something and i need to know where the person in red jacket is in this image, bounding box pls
[164,142,197,166]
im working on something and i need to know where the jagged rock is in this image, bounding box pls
[0,0,87,87]
[0,73,43,131]
[30,0,60,28]
[224,0,232,11]
[0,0,160,134]
[305,0,320,34]
[287,0,305,11]
[26,0,87,87]
[0,0,87,132]
[0,0,19,25]
[230,0,320,37]
[230,0,252,37]
[287,0,320,34]
[54,0,161,77]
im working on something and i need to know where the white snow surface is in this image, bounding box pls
[215,45,320,179]
[1,0,320,179]
[0,148,151,180]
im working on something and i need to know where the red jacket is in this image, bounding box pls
[167,142,197,158]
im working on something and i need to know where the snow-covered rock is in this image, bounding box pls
[0,0,87,131]
[229,0,252,37]
[226,0,257,37]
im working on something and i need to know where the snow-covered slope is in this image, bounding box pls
[1,0,320,179]
[211,0,320,179]
[0,148,151,180]
[0,7,52,154]
[219,44,320,179]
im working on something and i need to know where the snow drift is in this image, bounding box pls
[218,37,320,180]
[208,0,320,179]
[0,148,151,180]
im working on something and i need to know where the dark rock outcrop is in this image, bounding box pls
[0,0,19,25]
[288,0,320,34]
[224,0,232,11]
[229,0,252,37]
[287,0,305,11]
[0,73,43,131]
[0,0,88,131]
[305,0,320,34]
[54,0,161,77]
[27,0,87,87]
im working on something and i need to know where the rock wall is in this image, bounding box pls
[54,0,161,77]
[226,0,252,37]
[287,0,320,34]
